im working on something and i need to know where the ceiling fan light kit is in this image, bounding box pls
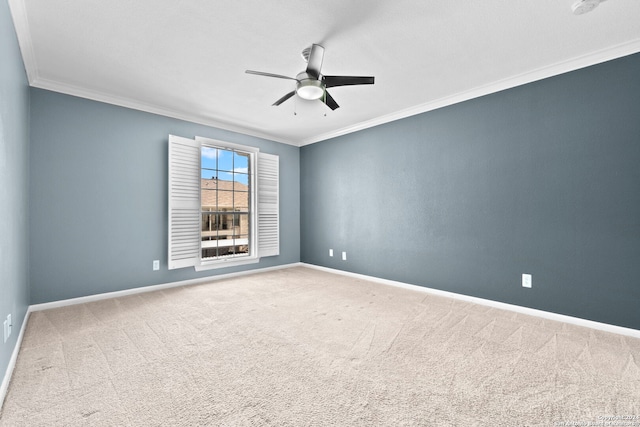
[246,44,375,110]
[295,73,324,100]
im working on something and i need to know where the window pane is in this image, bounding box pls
[236,214,249,239]
[216,190,233,211]
[201,213,212,233]
[202,247,218,259]
[234,236,249,255]
[200,144,252,262]
[234,172,249,186]
[201,189,217,210]
[220,214,233,231]
[217,171,233,182]
[201,169,217,180]
[217,149,233,172]
[234,191,249,212]
[234,152,249,173]
[201,147,218,170]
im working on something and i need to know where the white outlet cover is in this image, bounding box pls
[522,274,532,288]
[342,251,347,261]
[329,249,333,257]
[3,319,7,343]
[153,260,160,271]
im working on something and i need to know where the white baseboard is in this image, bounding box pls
[29,262,304,312]
[0,310,30,411]
[301,263,640,339]
[5,260,636,411]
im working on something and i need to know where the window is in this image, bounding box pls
[168,135,279,270]
[200,146,251,260]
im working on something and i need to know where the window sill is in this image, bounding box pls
[194,256,260,271]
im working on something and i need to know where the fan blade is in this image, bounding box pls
[272,90,296,106]
[245,70,298,81]
[324,75,375,88]
[306,44,325,79]
[321,91,340,110]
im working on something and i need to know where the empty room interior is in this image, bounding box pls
[1,0,640,425]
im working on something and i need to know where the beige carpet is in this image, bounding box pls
[1,266,639,426]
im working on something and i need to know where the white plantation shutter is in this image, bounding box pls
[168,135,201,269]
[257,152,279,257]
[168,135,279,270]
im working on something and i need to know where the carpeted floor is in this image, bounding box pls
[1,266,639,426]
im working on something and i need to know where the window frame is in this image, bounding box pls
[195,137,259,270]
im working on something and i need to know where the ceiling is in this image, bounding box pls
[8,0,640,146]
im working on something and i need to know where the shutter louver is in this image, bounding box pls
[168,135,201,269]
[257,152,279,257]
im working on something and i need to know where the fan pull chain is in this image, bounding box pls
[323,91,327,117]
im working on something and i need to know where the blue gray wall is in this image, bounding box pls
[29,89,300,304]
[301,53,640,330]
[4,0,640,345]
[1,0,30,388]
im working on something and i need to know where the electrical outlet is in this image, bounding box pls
[522,274,532,288]
[7,314,11,338]
[329,249,333,257]
[342,251,347,261]
[153,260,160,271]
[3,319,7,343]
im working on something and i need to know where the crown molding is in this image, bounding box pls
[9,0,297,146]
[299,38,640,146]
[8,0,640,148]
[30,77,299,146]
[8,0,38,83]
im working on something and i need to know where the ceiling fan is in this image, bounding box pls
[245,44,375,110]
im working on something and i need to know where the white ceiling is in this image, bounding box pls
[8,0,640,146]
